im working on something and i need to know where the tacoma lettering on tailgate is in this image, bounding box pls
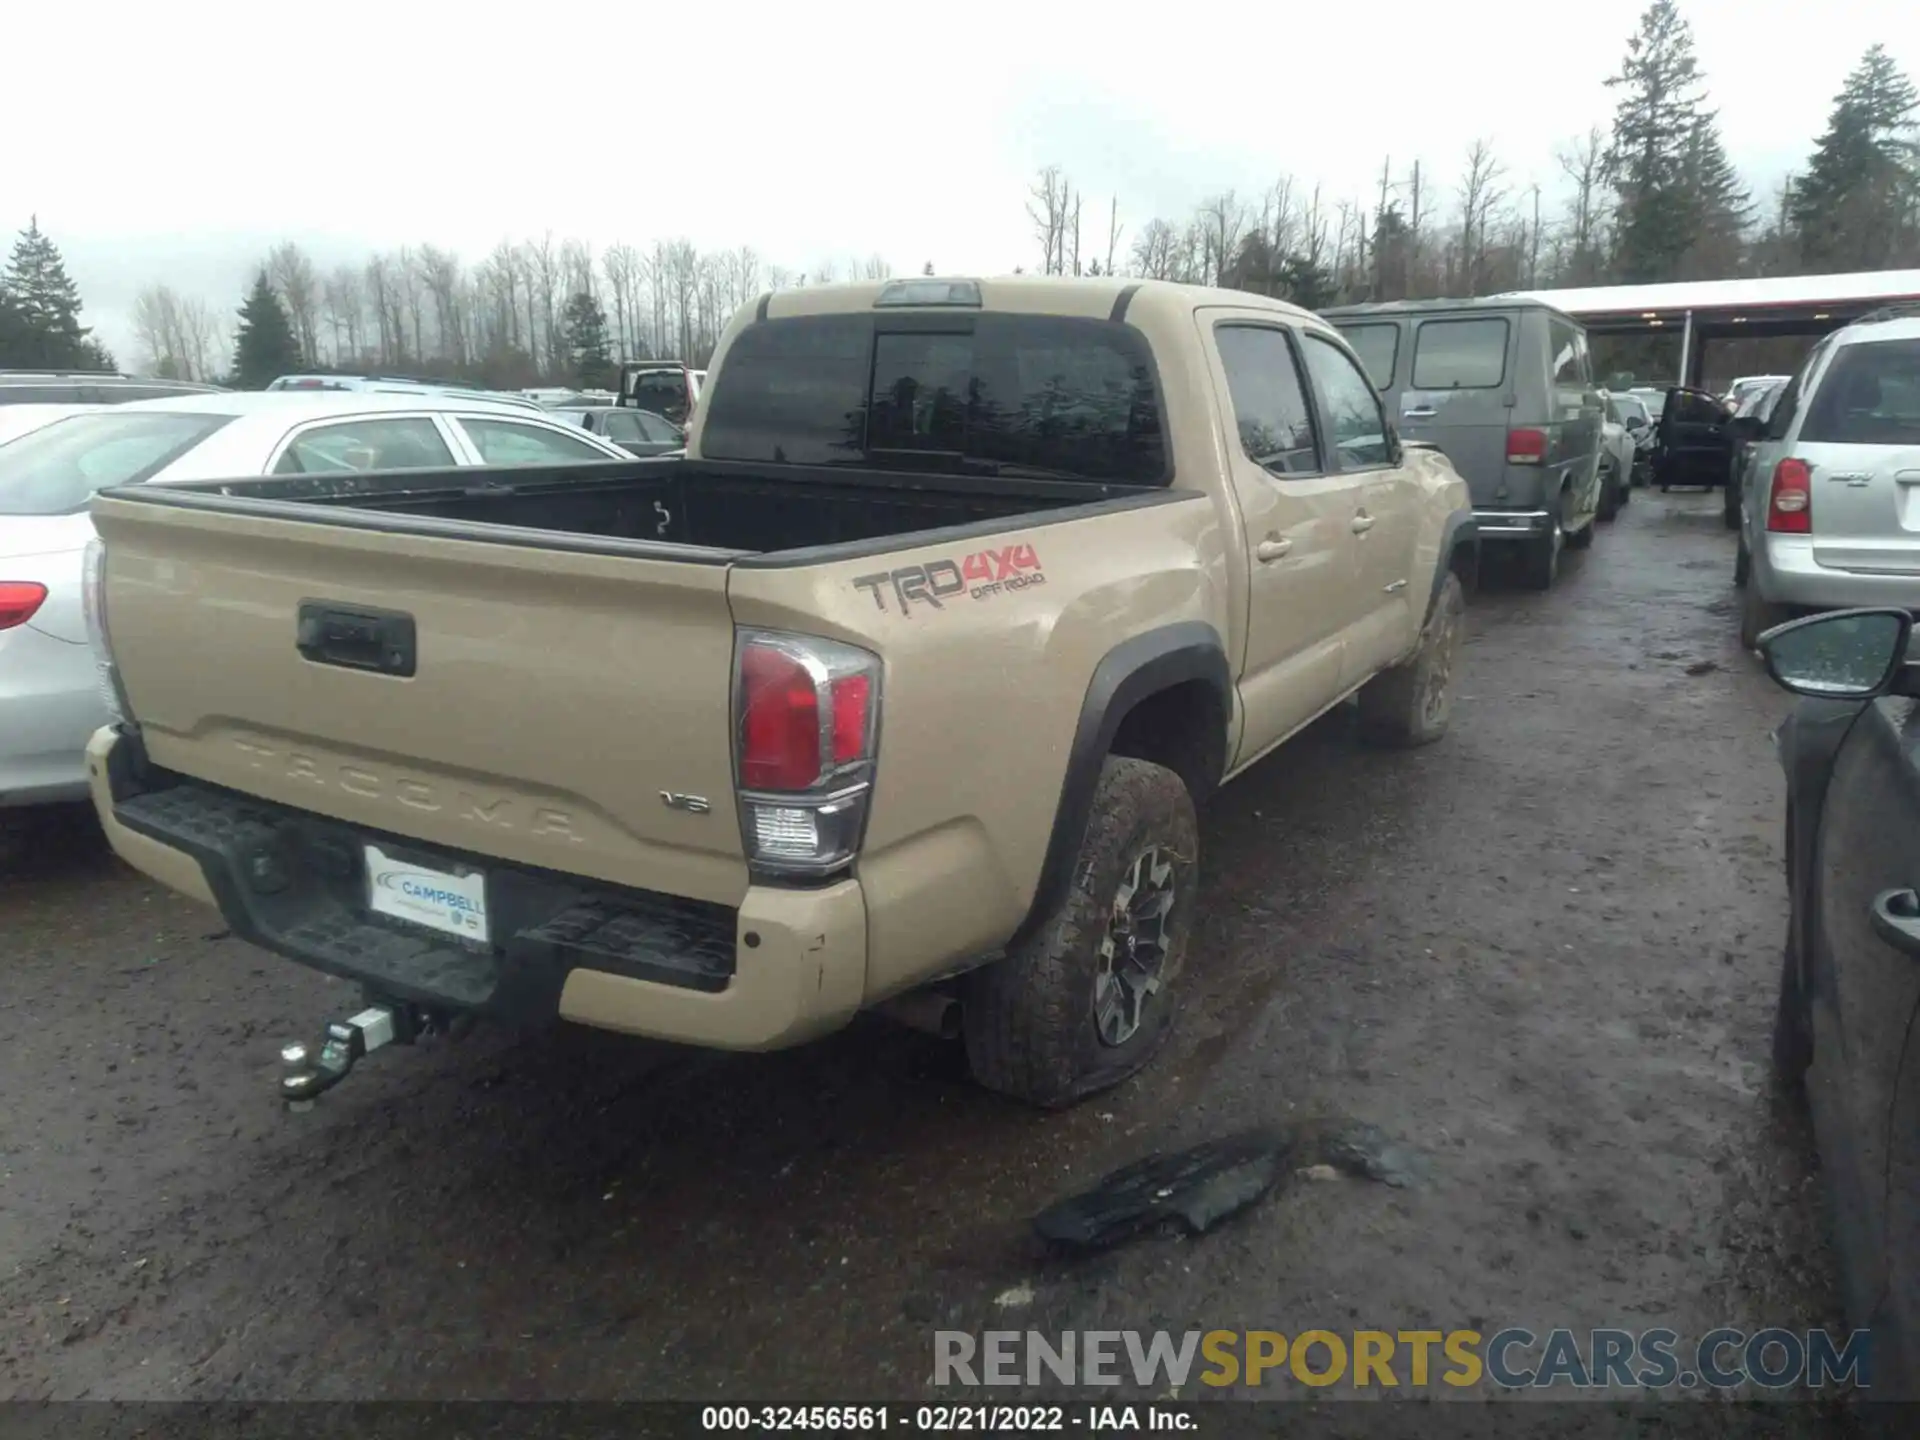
[852,544,1045,616]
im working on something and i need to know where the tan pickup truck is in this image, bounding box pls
[82,277,1476,1108]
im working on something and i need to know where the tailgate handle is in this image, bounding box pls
[296,601,417,678]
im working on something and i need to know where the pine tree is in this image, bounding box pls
[1679,115,1752,278]
[230,271,302,389]
[1603,0,1707,283]
[2,217,101,369]
[561,290,613,387]
[1791,43,1920,270]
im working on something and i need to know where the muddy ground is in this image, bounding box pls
[0,491,1857,1426]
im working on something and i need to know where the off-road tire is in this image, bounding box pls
[1740,580,1791,651]
[1358,573,1466,749]
[1519,502,1563,591]
[962,756,1198,1109]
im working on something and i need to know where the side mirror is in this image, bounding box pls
[1758,608,1914,699]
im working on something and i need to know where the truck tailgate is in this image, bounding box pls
[91,495,749,906]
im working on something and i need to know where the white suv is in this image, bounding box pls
[1734,310,1920,649]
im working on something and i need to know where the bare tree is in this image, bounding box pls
[364,254,396,366]
[530,232,563,371]
[322,265,364,365]
[1104,196,1123,276]
[1195,191,1246,287]
[417,245,465,365]
[860,254,892,280]
[1130,218,1179,280]
[1554,126,1608,284]
[602,243,640,360]
[178,295,220,382]
[1027,165,1074,275]
[1455,139,1509,295]
[266,243,321,365]
[560,238,595,300]
[132,285,186,377]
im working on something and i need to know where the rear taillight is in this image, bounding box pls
[734,630,881,877]
[0,581,48,630]
[1767,458,1813,534]
[1506,428,1547,466]
[81,539,129,722]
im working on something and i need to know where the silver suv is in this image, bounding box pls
[1735,309,1920,649]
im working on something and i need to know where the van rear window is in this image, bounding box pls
[1412,317,1509,390]
[1336,323,1399,390]
[701,313,1169,485]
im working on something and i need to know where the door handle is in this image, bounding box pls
[1404,407,1437,419]
[1351,513,1376,534]
[1255,538,1292,563]
[1872,889,1920,957]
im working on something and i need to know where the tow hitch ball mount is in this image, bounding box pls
[280,1001,432,1110]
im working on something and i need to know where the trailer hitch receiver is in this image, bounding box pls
[280,1003,418,1111]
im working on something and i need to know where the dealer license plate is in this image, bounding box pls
[364,844,491,944]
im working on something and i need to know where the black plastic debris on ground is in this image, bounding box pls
[1032,1121,1418,1254]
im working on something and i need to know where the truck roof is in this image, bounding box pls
[757,275,1325,328]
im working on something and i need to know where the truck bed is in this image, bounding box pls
[120,458,1162,562]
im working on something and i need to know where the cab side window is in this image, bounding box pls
[1302,334,1393,468]
[1214,324,1319,477]
[273,417,456,474]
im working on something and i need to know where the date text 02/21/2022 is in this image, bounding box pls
[700,1406,1193,1432]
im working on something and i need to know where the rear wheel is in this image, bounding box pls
[1734,534,1751,588]
[1739,577,1791,650]
[1519,502,1563,591]
[1723,479,1742,530]
[963,756,1198,1108]
[1597,462,1621,523]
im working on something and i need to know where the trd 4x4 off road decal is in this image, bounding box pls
[852,543,1046,616]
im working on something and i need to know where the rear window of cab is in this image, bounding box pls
[700,313,1170,485]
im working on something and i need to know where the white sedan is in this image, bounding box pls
[1,391,631,812]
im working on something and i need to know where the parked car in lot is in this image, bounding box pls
[1724,373,1792,410]
[547,404,685,456]
[1324,296,1602,591]
[0,369,225,406]
[618,362,703,428]
[1595,392,1637,522]
[82,275,1478,1110]
[1732,308,1920,647]
[1762,605,1920,1399]
[1649,386,1734,494]
[1721,375,1790,530]
[1,392,628,815]
[266,373,546,411]
[1606,391,1656,485]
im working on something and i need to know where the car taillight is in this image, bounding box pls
[1767,458,1813,534]
[1506,428,1547,465]
[81,538,130,722]
[734,630,881,877]
[0,581,48,630]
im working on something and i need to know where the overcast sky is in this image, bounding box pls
[5,0,1916,367]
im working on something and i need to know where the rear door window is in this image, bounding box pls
[1335,323,1399,390]
[1214,324,1319,476]
[599,410,645,443]
[701,313,1169,484]
[1411,317,1509,389]
[273,417,457,474]
[0,385,85,405]
[457,417,621,464]
[1800,339,1920,446]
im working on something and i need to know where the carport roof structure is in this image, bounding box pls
[1493,269,1920,385]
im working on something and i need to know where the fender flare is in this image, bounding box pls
[1427,508,1480,621]
[1011,621,1231,947]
